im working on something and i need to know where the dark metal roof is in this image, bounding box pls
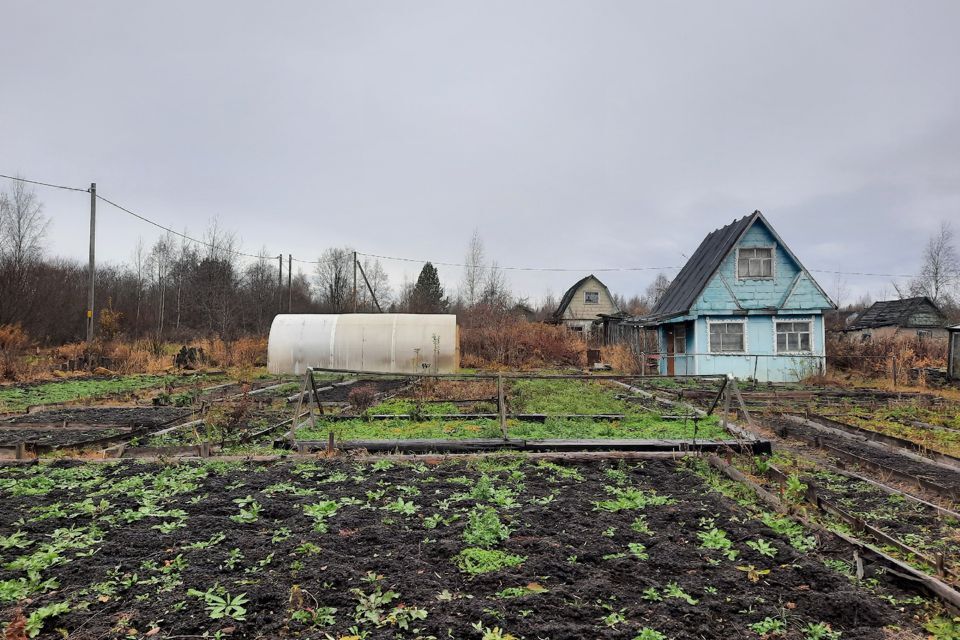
[647,212,758,320]
[845,297,947,330]
[554,274,619,318]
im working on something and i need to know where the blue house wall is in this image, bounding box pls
[656,218,832,382]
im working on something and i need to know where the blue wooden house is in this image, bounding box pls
[645,211,835,382]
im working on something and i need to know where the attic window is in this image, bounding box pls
[737,247,774,279]
[584,291,600,304]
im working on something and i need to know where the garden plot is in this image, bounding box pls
[733,450,960,581]
[0,457,938,639]
[767,415,960,500]
[0,407,191,453]
[297,378,732,443]
[0,373,223,415]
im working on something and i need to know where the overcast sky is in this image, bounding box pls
[2,1,959,306]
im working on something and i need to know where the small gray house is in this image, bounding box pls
[842,297,949,343]
[553,275,621,335]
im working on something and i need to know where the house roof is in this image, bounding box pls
[647,210,833,323]
[845,297,947,331]
[554,274,619,318]
[647,213,755,320]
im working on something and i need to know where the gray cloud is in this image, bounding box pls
[2,0,958,304]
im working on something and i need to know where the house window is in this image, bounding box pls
[674,324,686,355]
[917,330,931,340]
[709,322,745,353]
[737,247,774,279]
[584,291,600,304]
[776,320,812,352]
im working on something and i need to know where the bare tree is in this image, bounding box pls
[314,247,354,311]
[910,221,959,306]
[642,272,672,308]
[131,238,147,332]
[0,181,49,325]
[481,262,511,309]
[244,249,278,333]
[357,256,391,310]
[459,229,486,307]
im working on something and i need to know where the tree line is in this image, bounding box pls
[6,180,954,347]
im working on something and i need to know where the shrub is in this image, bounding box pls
[460,318,585,370]
[0,324,30,380]
[347,385,378,412]
[825,333,947,385]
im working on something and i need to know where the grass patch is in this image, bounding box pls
[298,414,729,441]
[454,547,526,575]
[0,375,187,412]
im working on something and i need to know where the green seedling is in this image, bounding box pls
[634,629,667,640]
[750,616,787,636]
[463,507,511,548]
[24,601,69,638]
[746,539,778,558]
[454,548,526,575]
[188,587,249,621]
[698,527,739,561]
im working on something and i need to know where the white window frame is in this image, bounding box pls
[774,317,814,354]
[736,245,776,280]
[584,291,600,304]
[707,318,748,354]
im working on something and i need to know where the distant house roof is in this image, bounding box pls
[845,297,947,331]
[554,274,620,319]
[647,210,832,322]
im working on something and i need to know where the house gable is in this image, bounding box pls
[556,275,620,320]
[682,215,833,315]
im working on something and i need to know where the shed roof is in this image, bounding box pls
[845,297,948,330]
[554,274,619,318]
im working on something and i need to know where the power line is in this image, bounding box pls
[357,251,683,273]
[1,171,930,279]
[95,193,273,260]
[0,173,89,193]
[810,268,920,279]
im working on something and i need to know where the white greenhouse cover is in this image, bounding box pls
[267,314,459,375]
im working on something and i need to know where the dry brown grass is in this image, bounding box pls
[600,343,641,374]
[827,333,946,376]
[0,324,30,380]
[460,319,585,370]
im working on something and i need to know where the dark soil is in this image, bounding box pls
[0,408,191,449]
[0,458,925,639]
[5,407,190,427]
[314,378,413,404]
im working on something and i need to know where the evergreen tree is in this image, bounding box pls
[411,262,446,313]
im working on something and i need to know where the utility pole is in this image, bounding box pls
[278,254,283,312]
[86,182,96,345]
[352,250,358,313]
[287,254,293,313]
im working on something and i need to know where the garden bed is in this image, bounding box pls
[0,457,936,639]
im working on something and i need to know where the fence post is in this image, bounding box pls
[892,355,898,389]
[497,374,508,440]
